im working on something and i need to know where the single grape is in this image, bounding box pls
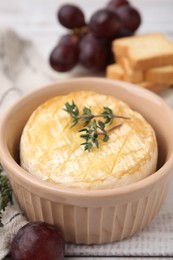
[58,4,85,29]
[89,9,122,39]
[49,34,79,72]
[10,221,65,260]
[107,0,129,9]
[116,5,141,32]
[79,34,109,70]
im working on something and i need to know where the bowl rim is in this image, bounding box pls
[1,77,173,198]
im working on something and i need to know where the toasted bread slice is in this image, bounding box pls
[113,33,173,70]
[127,37,173,70]
[119,57,144,83]
[144,65,173,84]
[106,63,169,93]
[112,33,165,57]
[139,81,168,93]
[106,64,124,80]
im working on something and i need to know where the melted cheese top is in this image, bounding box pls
[20,91,158,189]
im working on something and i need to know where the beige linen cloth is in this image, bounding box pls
[0,28,173,259]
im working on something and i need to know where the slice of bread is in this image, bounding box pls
[144,65,173,84]
[119,57,144,83]
[108,34,173,92]
[113,33,165,57]
[139,81,168,93]
[127,37,173,70]
[113,33,173,70]
[106,63,169,93]
[106,64,124,80]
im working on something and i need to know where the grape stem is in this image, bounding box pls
[73,26,89,37]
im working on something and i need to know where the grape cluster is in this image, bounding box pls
[49,0,141,72]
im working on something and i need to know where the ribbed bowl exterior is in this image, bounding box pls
[1,78,173,245]
[9,174,170,244]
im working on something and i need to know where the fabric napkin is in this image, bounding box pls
[0,27,57,260]
[0,28,173,259]
[0,27,57,116]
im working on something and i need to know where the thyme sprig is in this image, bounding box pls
[64,101,130,152]
[0,163,13,227]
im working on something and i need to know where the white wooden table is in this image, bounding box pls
[0,0,172,59]
[0,0,173,259]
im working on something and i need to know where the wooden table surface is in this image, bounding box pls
[0,0,173,259]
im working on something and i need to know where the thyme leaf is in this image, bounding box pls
[64,101,130,152]
[0,163,13,227]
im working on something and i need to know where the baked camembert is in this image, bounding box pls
[20,91,158,189]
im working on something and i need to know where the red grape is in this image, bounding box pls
[49,1,142,73]
[10,221,65,260]
[116,5,141,32]
[58,33,79,46]
[79,34,109,70]
[107,0,130,9]
[49,34,79,72]
[89,9,122,39]
[58,4,85,29]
